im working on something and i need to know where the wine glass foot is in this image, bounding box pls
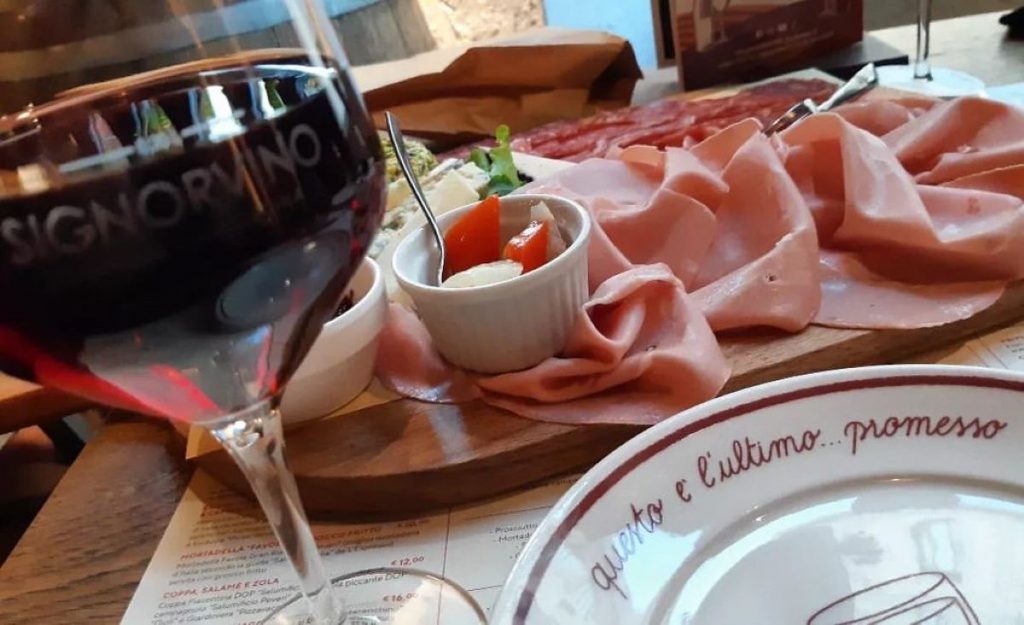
[876,64,985,98]
[262,568,488,625]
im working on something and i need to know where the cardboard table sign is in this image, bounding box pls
[672,0,863,90]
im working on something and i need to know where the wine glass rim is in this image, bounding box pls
[0,48,329,136]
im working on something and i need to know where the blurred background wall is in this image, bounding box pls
[418,0,1019,66]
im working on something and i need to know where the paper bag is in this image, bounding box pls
[352,28,642,143]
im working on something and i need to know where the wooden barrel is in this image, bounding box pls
[0,0,435,113]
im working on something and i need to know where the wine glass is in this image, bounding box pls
[0,2,484,624]
[807,572,980,624]
[875,0,985,97]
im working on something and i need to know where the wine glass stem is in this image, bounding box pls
[207,401,345,625]
[914,0,933,80]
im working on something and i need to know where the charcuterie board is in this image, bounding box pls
[5,71,1024,519]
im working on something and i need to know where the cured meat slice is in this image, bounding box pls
[784,113,1024,283]
[374,303,481,404]
[686,121,820,331]
[480,265,730,425]
[885,97,1024,183]
[814,251,1005,329]
[942,164,1024,200]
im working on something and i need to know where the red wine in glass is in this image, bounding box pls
[0,56,384,422]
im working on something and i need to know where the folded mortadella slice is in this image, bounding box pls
[833,99,916,136]
[782,112,1024,327]
[942,164,1024,200]
[480,265,730,425]
[884,96,1024,184]
[814,251,1005,329]
[525,119,822,333]
[688,121,821,331]
[374,303,482,404]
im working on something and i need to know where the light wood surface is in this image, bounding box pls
[2,12,1023,622]
[0,377,90,435]
[632,11,1023,105]
[873,11,1024,85]
[0,419,189,624]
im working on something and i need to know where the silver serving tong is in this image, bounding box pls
[764,63,879,136]
[385,111,447,286]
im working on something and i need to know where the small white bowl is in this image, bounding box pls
[280,258,387,424]
[392,194,591,374]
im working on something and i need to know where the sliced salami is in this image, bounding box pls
[445,78,836,162]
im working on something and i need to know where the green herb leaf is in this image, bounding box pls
[487,175,521,197]
[488,124,520,189]
[468,147,491,171]
[473,124,523,197]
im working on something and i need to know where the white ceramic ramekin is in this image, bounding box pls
[280,258,387,424]
[392,194,591,374]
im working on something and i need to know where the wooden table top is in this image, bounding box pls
[1,12,1022,624]
[0,419,190,623]
[872,10,1024,86]
[632,10,1022,105]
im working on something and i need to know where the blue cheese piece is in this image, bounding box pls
[372,160,489,259]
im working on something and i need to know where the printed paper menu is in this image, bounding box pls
[120,471,576,624]
[123,320,1024,624]
[925,320,1024,371]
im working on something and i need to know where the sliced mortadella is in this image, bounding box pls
[884,96,1024,183]
[832,99,917,137]
[479,264,730,425]
[688,121,821,331]
[593,187,716,289]
[814,251,1005,329]
[521,156,713,291]
[689,117,763,172]
[693,229,820,332]
[521,120,820,333]
[784,113,1024,282]
[942,164,1024,200]
[374,303,481,403]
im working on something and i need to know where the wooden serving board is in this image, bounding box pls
[187,281,1024,518]
[189,72,1024,515]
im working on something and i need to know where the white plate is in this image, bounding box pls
[491,365,1024,625]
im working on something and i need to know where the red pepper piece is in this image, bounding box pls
[443,195,501,277]
[503,220,550,273]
